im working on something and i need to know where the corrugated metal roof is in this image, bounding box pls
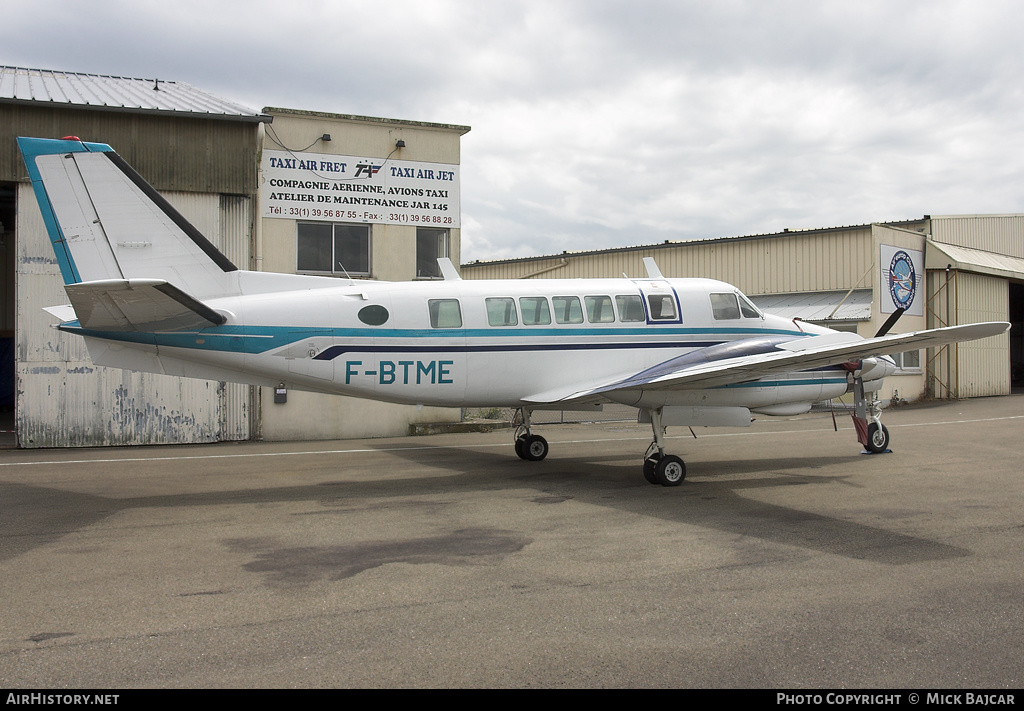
[926,240,1024,281]
[0,65,270,122]
[750,289,873,322]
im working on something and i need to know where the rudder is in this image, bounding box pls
[18,136,238,300]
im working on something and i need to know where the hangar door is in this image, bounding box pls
[15,186,253,447]
[926,269,1010,399]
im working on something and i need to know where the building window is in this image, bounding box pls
[297,223,370,276]
[417,228,449,278]
[889,350,921,372]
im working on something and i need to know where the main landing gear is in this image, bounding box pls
[511,406,686,486]
[642,408,686,487]
[513,408,549,461]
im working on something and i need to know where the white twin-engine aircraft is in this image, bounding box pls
[19,136,1009,486]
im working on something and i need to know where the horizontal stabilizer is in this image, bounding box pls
[42,304,78,322]
[62,279,226,332]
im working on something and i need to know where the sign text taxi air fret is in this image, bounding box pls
[261,149,460,227]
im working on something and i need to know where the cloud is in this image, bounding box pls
[5,0,1024,261]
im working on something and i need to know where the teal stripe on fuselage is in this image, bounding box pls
[60,322,811,355]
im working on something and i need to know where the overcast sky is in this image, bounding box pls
[5,0,1024,263]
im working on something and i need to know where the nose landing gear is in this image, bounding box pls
[851,373,890,454]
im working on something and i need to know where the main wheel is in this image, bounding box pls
[522,434,549,461]
[514,435,527,460]
[643,456,659,484]
[866,423,890,453]
[655,455,686,486]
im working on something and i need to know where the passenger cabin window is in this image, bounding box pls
[552,296,584,324]
[428,299,462,328]
[585,296,614,323]
[710,293,741,320]
[647,294,678,321]
[519,297,551,325]
[486,297,518,326]
[615,295,645,322]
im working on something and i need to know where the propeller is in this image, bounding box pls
[874,307,906,338]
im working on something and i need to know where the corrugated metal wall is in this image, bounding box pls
[926,270,1010,398]
[953,272,1010,397]
[0,105,258,194]
[931,215,1024,260]
[464,228,877,296]
[16,185,252,447]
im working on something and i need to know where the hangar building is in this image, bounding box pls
[1,65,269,447]
[461,217,1024,404]
[1,66,469,447]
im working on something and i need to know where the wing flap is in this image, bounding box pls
[62,279,226,332]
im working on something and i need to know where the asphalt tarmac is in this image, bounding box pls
[1,395,1022,688]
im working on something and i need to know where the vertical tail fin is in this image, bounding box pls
[17,136,238,300]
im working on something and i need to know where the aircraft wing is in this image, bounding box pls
[524,321,1010,404]
[56,279,226,332]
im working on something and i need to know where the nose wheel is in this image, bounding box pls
[850,374,891,454]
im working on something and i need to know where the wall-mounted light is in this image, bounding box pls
[395,139,406,148]
[321,133,332,142]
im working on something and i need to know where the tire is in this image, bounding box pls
[522,434,549,461]
[866,423,889,453]
[514,436,527,460]
[643,456,659,484]
[655,455,686,486]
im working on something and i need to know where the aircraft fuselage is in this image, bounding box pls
[66,274,870,412]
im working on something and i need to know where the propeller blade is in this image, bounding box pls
[875,308,906,337]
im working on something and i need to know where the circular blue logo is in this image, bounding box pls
[888,250,916,310]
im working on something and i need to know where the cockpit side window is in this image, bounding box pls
[428,299,463,328]
[738,293,762,318]
[710,293,741,320]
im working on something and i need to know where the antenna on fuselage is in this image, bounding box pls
[437,258,462,281]
[336,261,355,285]
[643,257,665,280]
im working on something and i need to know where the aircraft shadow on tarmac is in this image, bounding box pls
[1,442,971,577]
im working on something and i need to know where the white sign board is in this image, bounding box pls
[880,244,924,316]
[261,149,460,228]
